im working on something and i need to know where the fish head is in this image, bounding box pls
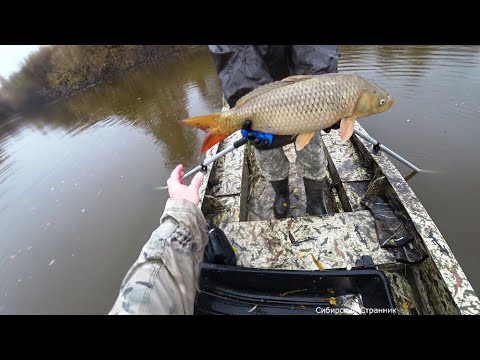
[355,80,395,118]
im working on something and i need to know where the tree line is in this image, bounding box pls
[0,45,191,120]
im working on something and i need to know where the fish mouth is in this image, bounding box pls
[386,95,395,108]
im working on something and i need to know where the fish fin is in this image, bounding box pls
[236,81,293,107]
[340,117,356,142]
[182,113,229,153]
[295,131,315,151]
[182,113,220,131]
[282,75,318,82]
[201,129,229,153]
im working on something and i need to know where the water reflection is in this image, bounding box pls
[0,46,223,314]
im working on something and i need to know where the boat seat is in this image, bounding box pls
[219,210,397,271]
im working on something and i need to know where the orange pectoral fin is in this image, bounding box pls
[201,129,229,154]
[295,131,315,151]
[340,117,356,142]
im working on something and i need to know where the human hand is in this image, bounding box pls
[167,164,204,205]
[241,120,296,150]
[323,120,341,133]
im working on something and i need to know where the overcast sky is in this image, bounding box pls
[0,45,43,80]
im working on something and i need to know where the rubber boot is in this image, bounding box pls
[270,177,290,219]
[304,177,327,216]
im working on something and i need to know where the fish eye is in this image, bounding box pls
[379,99,386,106]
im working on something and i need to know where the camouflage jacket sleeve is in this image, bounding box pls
[109,199,208,315]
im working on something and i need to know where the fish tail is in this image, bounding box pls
[182,113,230,153]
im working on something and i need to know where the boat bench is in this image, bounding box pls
[219,210,397,270]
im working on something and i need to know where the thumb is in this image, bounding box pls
[189,172,204,191]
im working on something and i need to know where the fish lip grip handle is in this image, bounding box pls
[240,128,274,145]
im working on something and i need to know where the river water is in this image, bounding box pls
[1,45,479,314]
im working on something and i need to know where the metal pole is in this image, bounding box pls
[353,129,422,173]
[156,137,248,189]
[182,137,248,180]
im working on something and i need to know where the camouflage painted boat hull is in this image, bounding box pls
[197,103,480,315]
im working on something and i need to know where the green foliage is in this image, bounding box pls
[0,45,185,119]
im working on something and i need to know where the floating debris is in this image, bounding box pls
[280,289,307,297]
[48,259,56,266]
[247,305,258,313]
[288,231,299,246]
[311,254,325,270]
[81,209,86,214]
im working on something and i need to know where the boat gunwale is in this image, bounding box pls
[352,123,480,314]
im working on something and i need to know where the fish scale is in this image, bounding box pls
[223,76,359,134]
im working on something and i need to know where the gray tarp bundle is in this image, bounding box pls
[362,177,428,264]
[362,195,414,248]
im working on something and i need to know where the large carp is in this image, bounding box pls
[183,74,394,153]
